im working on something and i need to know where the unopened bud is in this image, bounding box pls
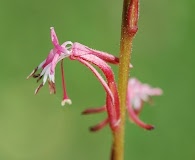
[127,0,139,36]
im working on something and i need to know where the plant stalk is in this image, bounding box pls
[111,0,138,159]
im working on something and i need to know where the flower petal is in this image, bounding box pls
[127,100,154,130]
[76,57,115,105]
[82,105,106,115]
[50,27,59,48]
[75,54,120,131]
[89,118,109,132]
[72,43,119,64]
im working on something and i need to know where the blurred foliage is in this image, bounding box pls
[0,0,194,159]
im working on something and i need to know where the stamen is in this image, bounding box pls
[48,80,56,94]
[34,83,44,95]
[36,75,43,82]
[26,67,38,79]
[60,60,71,106]
[33,74,40,78]
[61,99,72,106]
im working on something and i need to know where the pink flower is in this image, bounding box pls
[27,27,161,132]
[126,78,163,130]
[27,27,123,131]
[83,78,162,131]
[70,43,121,131]
[27,27,72,105]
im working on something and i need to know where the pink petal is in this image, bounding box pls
[76,58,115,105]
[50,27,59,48]
[75,54,120,131]
[50,53,60,74]
[126,78,162,130]
[89,118,109,132]
[50,27,65,54]
[73,42,119,64]
[42,50,56,69]
[127,98,154,130]
[82,105,106,115]
[147,88,163,96]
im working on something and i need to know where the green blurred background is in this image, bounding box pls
[0,0,194,159]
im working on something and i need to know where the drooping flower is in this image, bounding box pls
[27,27,72,105]
[27,27,123,131]
[126,78,163,130]
[83,77,162,131]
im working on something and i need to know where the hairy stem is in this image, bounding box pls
[112,0,138,159]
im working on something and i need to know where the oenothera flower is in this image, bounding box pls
[83,77,162,131]
[27,27,121,131]
[127,78,163,130]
